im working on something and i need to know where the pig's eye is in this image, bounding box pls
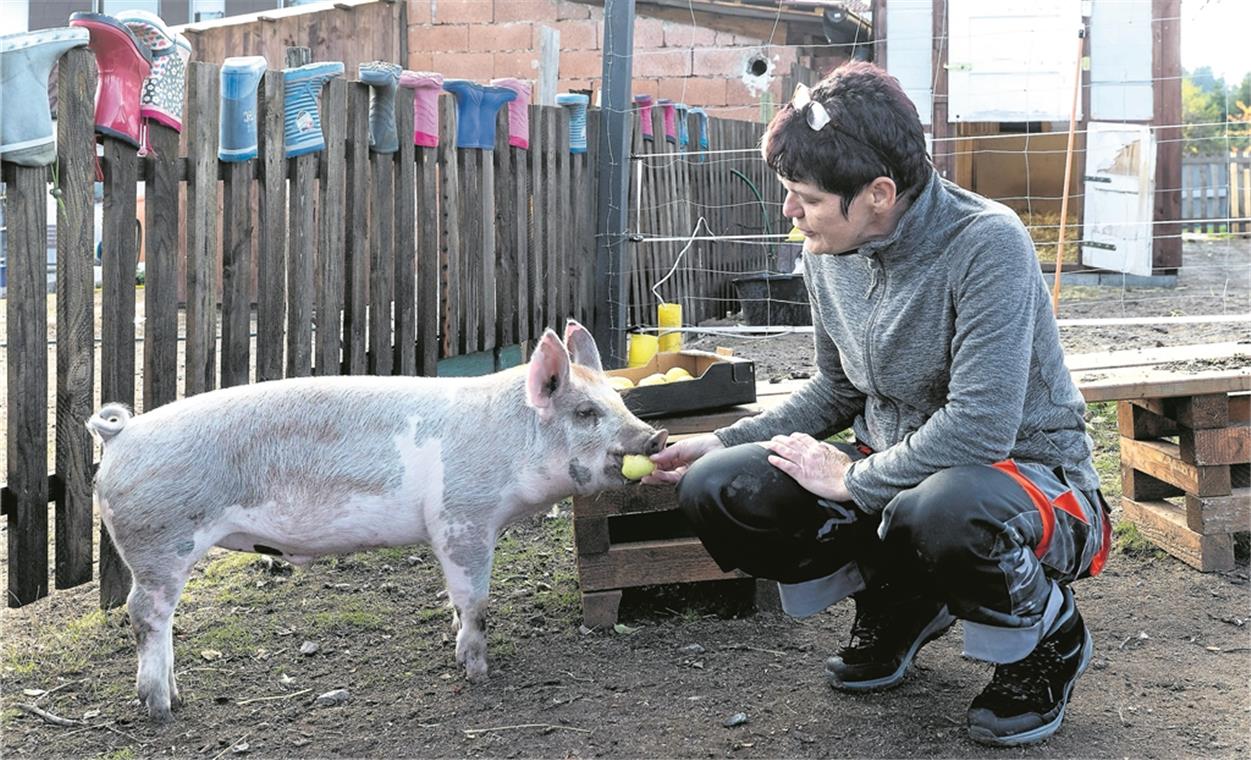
[575,404,600,422]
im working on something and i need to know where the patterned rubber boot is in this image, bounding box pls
[281,61,344,158]
[218,56,268,162]
[556,93,589,154]
[0,27,90,166]
[117,10,192,135]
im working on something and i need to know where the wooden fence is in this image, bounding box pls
[1181,152,1251,235]
[1,49,781,609]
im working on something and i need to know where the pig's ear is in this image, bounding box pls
[526,329,571,419]
[563,320,603,373]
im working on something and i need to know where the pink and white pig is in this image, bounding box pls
[87,321,667,722]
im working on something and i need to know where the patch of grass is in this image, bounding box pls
[311,598,387,633]
[1,607,125,678]
[96,747,138,760]
[187,619,258,656]
[1113,520,1165,558]
[1085,402,1123,500]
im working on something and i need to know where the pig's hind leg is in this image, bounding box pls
[126,557,200,721]
[431,529,499,682]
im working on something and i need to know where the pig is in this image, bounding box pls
[86,321,667,722]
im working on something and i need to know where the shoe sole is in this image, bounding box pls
[967,628,1094,747]
[825,607,956,692]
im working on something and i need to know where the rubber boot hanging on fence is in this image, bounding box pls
[401,71,444,148]
[442,79,516,150]
[556,93,589,154]
[281,61,344,158]
[69,12,153,149]
[217,56,267,162]
[690,107,709,162]
[0,28,89,166]
[117,10,191,156]
[658,99,678,145]
[491,78,532,149]
[675,102,690,150]
[359,61,402,154]
[634,94,654,142]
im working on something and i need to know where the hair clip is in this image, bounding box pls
[792,83,831,131]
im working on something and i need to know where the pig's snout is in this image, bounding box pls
[644,428,669,455]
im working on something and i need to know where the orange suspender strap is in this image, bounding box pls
[1089,497,1113,577]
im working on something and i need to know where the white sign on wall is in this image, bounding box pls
[947,0,1084,122]
[1090,0,1153,120]
[1082,122,1157,277]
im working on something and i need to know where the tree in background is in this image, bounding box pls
[1183,66,1251,155]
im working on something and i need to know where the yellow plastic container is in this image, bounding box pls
[657,302,682,353]
[627,333,659,367]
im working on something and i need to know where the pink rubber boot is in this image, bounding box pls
[490,78,532,150]
[399,71,444,148]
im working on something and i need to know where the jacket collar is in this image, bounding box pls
[855,169,941,260]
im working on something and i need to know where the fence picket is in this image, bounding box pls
[343,82,370,374]
[317,78,348,375]
[393,85,417,374]
[54,48,98,591]
[438,95,462,358]
[221,160,253,388]
[458,149,482,355]
[184,61,219,397]
[494,107,517,348]
[3,162,49,607]
[257,70,287,381]
[415,136,440,375]
[369,146,395,375]
[528,105,546,340]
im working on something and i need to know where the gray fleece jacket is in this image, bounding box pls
[716,170,1099,512]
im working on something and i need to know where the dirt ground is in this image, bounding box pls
[1,238,1249,759]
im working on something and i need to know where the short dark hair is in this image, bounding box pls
[762,61,931,216]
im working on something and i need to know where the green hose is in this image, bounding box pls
[729,168,777,261]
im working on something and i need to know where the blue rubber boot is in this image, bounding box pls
[0,27,90,166]
[690,107,710,161]
[281,61,343,158]
[359,60,402,154]
[441,79,516,150]
[555,93,589,154]
[675,102,690,150]
[218,56,268,162]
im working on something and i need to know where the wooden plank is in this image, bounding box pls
[1065,342,1247,372]
[480,137,497,353]
[184,61,219,396]
[393,84,416,374]
[1121,462,1185,501]
[573,516,611,556]
[555,105,571,327]
[1231,393,1250,424]
[1077,367,1249,403]
[100,135,141,609]
[544,105,558,331]
[1119,437,1231,497]
[574,486,678,520]
[286,152,318,377]
[142,123,181,409]
[369,148,395,375]
[256,70,287,382]
[1179,424,1251,466]
[415,135,440,375]
[580,589,624,629]
[438,94,462,358]
[1185,488,1251,535]
[4,163,50,607]
[1131,393,1232,429]
[455,148,482,354]
[512,112,531,347]
[220,159,254,387]
[580,109,599,328]
[576,537,745,592]
[317,77,348,375]
[494,106,518,348]
[1117,399,1177,440]
[342,82,370,374]
[54,48,98,591]
[1121,497,1233,572]
[527,105,546,339]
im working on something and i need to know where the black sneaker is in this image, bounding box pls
[824,582,955,691]
[966,590,1093,746]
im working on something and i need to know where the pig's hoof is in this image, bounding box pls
[146,701,174,724]
[464,660,489,683]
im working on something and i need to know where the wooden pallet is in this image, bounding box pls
[1118,392,1250,571]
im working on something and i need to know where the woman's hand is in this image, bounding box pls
[760,432,853,502]
[641,433,724,485]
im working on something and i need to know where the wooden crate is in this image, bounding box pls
[1118,392,1250,572]
[572,400,788,628]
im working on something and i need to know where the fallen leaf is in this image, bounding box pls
[200,649,223,662]
[613,623,639,635]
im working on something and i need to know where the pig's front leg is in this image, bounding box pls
[432,527,498,682]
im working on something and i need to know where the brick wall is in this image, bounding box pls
[405,0,802,122]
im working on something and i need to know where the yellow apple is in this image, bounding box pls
[607,376,635,390]
[638,373,669,386]
[621,454,655,480]
[663,367,694,382]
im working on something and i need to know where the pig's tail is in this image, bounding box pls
[86,403,133,444]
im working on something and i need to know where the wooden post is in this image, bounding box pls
[184,61,220,397]
[1151,0,1182,272]
[393,84,417,374]
[415,125,440,376]
[4,162,50,607]
[343,82,371,374]
[368,143,396,375]
[317,77,348,376]
[494,105,519,349]
[438,94,461,358]
[257,70,287,382]
[220,159,254,388]
[285,47,315,378]
[54,48,98,591]
[930,0,952,179]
